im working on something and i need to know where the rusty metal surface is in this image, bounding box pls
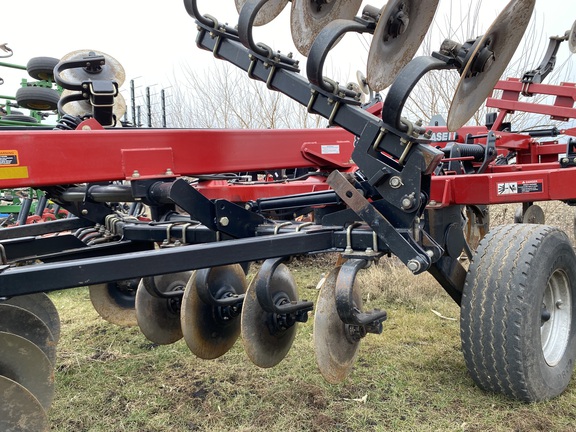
[89,283,138,327]
[290,0,362,55]
[313,266,360,384]
[241,262,298,368]
[2,293,60,343]
[0,376,48,432]
[235,0,289,26]
[447,0,536,131]
[569,20,576,53]
[0,304,56,366]
[60,89,126,120]
[135,272,192,345]
[58,49,126,87]
[181,265,246,359]
[0,332,54,412]
[367,0,440,91]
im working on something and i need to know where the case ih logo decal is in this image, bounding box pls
[428,131,457,142]
[497,180,543,195]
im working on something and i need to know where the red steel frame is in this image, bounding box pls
[0,78,575,208]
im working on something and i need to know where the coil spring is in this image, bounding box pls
[53,114,83,131]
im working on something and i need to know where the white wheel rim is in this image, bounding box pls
[541,269,572,366]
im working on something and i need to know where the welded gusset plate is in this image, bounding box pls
[58,49,126,87]
[181,265,247,359]
[0,304,56,366]
[314,266,361,383]
[241,262,299,368]
[0,332,54,412]
[235,0,289,26]
[89,280,139,327]
[135,273,192,345]
[0,376,48,432]
[290,0,362,56]
[366,0,440,92]
[447,0,536,131]
[2,293,60,343]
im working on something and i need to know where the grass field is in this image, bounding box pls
[46,203,576,431]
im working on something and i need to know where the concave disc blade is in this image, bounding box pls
[135,272,192,345]
[235,0,289,26]
[523,204,545,224]
[60,89,127,120]
[313,266,361,384]
[0,376,48,432]
[241,263,298,368]
[569,20,576,54]
[447,0,535,131]
[0,304,56,366]
[290,0,362,56]
[89,279,139,327]
[366,0,440,92]
[0,332,54,412]
[59,49,125,87]
[2,293,60,343]
[181,265,246,359]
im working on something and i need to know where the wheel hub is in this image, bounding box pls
[541,269,572,366]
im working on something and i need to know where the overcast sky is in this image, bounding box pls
[0,0,574,116]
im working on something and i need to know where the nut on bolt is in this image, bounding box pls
[389,176,403,189]
[407,259,421,273]
[219,216,230,227]
[401,196,415,210]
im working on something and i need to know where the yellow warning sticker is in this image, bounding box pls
[0,150,19,166]
[0,166,29,180]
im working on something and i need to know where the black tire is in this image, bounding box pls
[1,114,38,123]
[26,56,59,81]
[461,224,576,401]
[15,86,60,111]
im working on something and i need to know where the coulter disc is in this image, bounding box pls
[235,0,289,26]
[0,376,48,432]
[0,332,54,412]
[2,293,60,343]
[0,304,56,366]
[314,266,361,384]
[58,49,126,87]
[60,89,127,121]
[522,204,545,224]
[447,0,536,131]
[241,262,298,368]
[290,0,362,56]
[366,0,440,91]
[569,20,576,54]
[135,272,192,345]
[181,265,247,359]
[89,279,139,327]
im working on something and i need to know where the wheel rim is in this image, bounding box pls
[541,269,572,366]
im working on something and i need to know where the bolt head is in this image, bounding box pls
[401,198,413,210]
[407,259,421,273]
[389,176,402,188]
[219,216,230,227]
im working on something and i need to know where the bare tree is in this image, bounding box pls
[168,61,326,129]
